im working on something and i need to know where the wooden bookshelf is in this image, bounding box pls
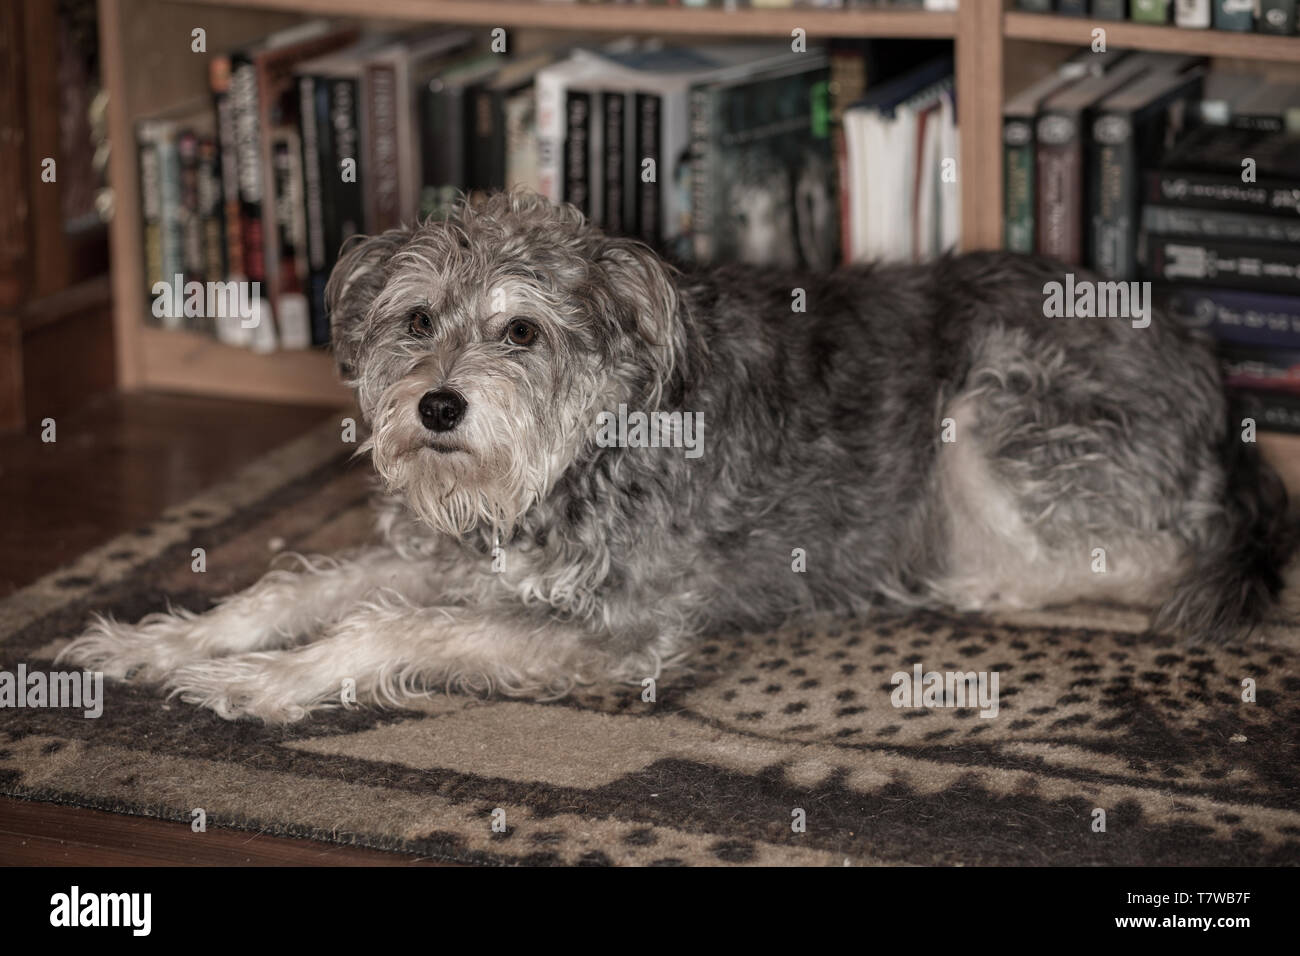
[1006,10,1300,63]
[99,0,1300,406]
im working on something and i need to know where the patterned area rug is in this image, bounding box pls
[2,421,1299,866]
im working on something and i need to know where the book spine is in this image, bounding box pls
[329,78,365,246]
[1214,0,1256,28]
[1035,111,1083,264]
[271,131,311,350]
[602,91,626,235]
[563,90,592,216]
[1090,111,1137,280]
[1174,0,1212,26]
[299,76,329,347]
[1228,389,1300,436]
[157,129,185,329]
[1094,0,1128,17]
[1015,0,1053,10]
[635,93,662,248]
[210,55,244,283]
[1164,287,1300,349]
[1057,0,1089,15]
[1131,0,1171,21]
[1143,205,1300,245]
[419,78,454,219]
[536,69,565,203]
[196,137,225,294]
[1003,117,1035,254]
[482,86,507,192]
[177,130,204,285]
[366,63,401,232]
[1144,170,1300,216]
[137,131,165,326]
[1259,0,1299,32]
[690,85,713,263]
[229,53,266,287]
[1145,237,1300,294]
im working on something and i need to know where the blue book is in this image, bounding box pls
[1165,287,1300,350]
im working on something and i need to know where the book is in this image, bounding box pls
[1003,59,1105,255]
[475,51,558,196]
[1058,0,1090,14]
[223,22,357,351]
[1231,82,1300,136]
[1229,388,1300,434]
[563,88,594,216]
[270,128,311,350]
[1036,53,1186,265]
[1145,236,1300,295]
[1219,345,1300,392]
[1131,0,1171,21]
[196,137,225,302]
[1144,169,1300,217]
[1143,204,1300,245]
[136,128,165,327]
[1164,287,1300,350]
[363,31,473,223]
[1259,0,1299,33]
[1016,0,1053,10]
[1159,123,1300,178]
[1213,0,1256,29]
[209,55,244,314]
[1095,0,1129,17]
[1090,68,1203,279]
[1174,0,1212,26]
[843,55,955,263]
[297,74,329,345]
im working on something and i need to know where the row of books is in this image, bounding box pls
[1017,0,1298,33]
[1004,49,1300,433]
[135,24,855,351]
[539,2,960,8]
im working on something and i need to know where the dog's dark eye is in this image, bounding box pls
[408,309,434,335]
[505,318,538,347]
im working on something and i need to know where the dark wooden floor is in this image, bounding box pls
[0,391,442,865]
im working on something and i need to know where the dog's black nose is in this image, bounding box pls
[419,389,466,432]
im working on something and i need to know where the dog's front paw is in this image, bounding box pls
[58,611,205,682]
[163,654,322,724]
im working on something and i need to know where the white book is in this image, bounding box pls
[1174,0,1212,28]
[938,90,961,255]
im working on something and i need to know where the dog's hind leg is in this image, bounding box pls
[159,603,610,723]
[57,547,437,681]
[929,326,1210,616]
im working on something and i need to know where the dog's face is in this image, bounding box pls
[325,191,680,538]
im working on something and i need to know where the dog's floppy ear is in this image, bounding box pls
[595,236,684,401]
[325,228,411,379]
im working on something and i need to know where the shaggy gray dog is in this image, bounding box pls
[61,191,1294,722]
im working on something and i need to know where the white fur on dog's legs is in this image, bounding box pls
[162,600,600,723]
[58,548,437,681]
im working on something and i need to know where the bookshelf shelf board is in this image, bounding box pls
[1005,11,1300,63]
[168,0,958,39]
[138,327,351,406]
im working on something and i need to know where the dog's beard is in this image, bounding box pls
[364,356,567,539]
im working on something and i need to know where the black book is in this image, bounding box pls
[1145,236,1300,295]
[1213,0,1255,29]
[635,93,662,247]
[563,90,593,217]
[298,75,330,346]
[1259,0,1299,34]
[1090,68,1203,279]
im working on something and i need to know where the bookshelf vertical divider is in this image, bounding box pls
[96,0,1009,406]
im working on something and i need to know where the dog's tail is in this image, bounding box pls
[1152,410,1299,643]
